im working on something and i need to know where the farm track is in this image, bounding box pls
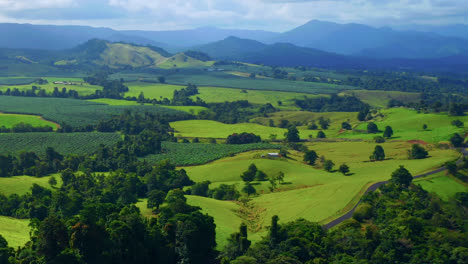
[324,147,468,229]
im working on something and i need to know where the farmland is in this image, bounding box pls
[0,175,62,196]
[88,98,208,114]
[0,216,30,248]
[0,132,122,156]
[415,174,467,200]
[0,113,58,129]
[340,90,421,108]
[142,141,279,166]
[0,96,189,127]
[0,77,101,96]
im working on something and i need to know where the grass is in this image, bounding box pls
[88,98,207,114]
[171,120,288,139]
[0,216,30,248]
[0,113,58,129]
[0,174,62,196]
[341,108,468,143]
[0,132,122,156]
[142,142,279,166]
[183,141,458,242]
[125,82,182,100]
[1,77,101,96]
[340,90,421,108]
[0,96,189,128]
[415,173,467,200]
[156,54,214,69]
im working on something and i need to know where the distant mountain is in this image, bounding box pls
[192,36,267,60]
[271,20,468,59]
[393,24,468,40]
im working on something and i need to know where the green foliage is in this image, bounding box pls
[304,150,318,165]
[323,160,335,172]
[367,122,378,133]
[370,145,385,161]
[383,125,393,138]
[285,126,300,142]
[451,119,464,128]
[241,164,258,183]
[317,131,326,138]
[374,136,385,143]
[341,122,352,130]
[242,183,256,196]
[450,133,465,147]
[143,142,279,166]
[338,164,350,175]
[409,144,429,159]
[294,94,367,112]
[390,165,413,186]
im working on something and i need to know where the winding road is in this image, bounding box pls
[323,148,468,229]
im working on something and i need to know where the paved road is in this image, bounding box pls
[323,148,467,230]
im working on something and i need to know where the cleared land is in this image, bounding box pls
[0,132,121,156]
[0,113,58,129]
[1,77,101,96]
[143,142,279,166]
[340,90,421,108]
[0,175,62,196]
[341,108,468,143]
[0,216,30,248]
[415,174,467,200]
[88,98,207,114]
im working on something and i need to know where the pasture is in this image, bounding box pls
[0,113,58,129]
[0,175,62,196]
[415,174,467,200]
[0,132,121,156]
[0,216,30,248]
[0,77,101,96]
[342,108,468,142]
[88,98,207,114]
[340,90,421,108]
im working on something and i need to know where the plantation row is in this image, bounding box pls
[142,142,280,166]
[0,96,190,128]
[0,132,122,156]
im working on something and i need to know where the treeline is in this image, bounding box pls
[295,94,368,112]
[0,122,53,133]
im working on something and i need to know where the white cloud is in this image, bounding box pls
[0,0,75,11]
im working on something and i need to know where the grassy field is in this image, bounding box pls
[0,96,188,128]
[0,113,58,129]
[415,173,467,200]
[87,98,207,114]
[125,82,182,100]
[157,54,214,69]
[171,120,288,139]
[143,142,279,166]
[0,175,62,196]
[0,216,30,248]
[183,141,458,242]
[0,132,121,156]
[1,77,101,96]
[0,77,37,85]
[341,108,468,143]
[340,90,421,108]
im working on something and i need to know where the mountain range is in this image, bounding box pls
[2,21,468,59]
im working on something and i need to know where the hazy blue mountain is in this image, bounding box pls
[393,24,468,40]
[271,20,468,58]
[192,36,267,60]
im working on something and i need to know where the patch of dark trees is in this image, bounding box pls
[226,132,262,144]
[0,122,53,133]
[295,94,369,112]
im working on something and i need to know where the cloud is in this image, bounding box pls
[0,0,467,30]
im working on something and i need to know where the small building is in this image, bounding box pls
[267,153,280,158]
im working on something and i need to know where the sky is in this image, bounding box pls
[0,0,467,32]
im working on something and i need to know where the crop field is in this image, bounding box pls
[1,77,101,96]
[171,120,290,139]
[341,108,468,143]
[88,98,207,114]
[0,132,121,156]
[125,82,183,99]
[0,77,37,85]
[0,113,58,129]
[156,54,215,69]
[340,90,421,108]
[142,142,279,166]
[0,174,62,196]
[0,96,189,127]
[0,216,30,248]
[415,174,467,200]
[183,141,458,242]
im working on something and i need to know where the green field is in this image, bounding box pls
[156,53,215,69]
[0,132,121,156]
[1,77,101,96]
[0,96,189,128]
[0,113,58,129]
[340,90,421,108]
[88,98,207,114]
[341,108,468,143]
[171,120,289,139]
[0,216,30,248]
[125,82,182,100]
[0,175,62,196]
[183,141,458,242]
[416,174,467,200]
[142,142,279,166]
[0,77,37,85]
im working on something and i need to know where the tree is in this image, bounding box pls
[255,170,268,181]
[158,76,166,83]
[222,223,251,262]
[285,126,300,142]
[147,189,166,210]
[342,122,352,130]
[318,117,330,130]
[367,122,378,133]
[192,137,200,143]
[409,144,428,159]
[390,165,413,186]
[423,124,428,130]
[242,183,256,196]
[269,215,280,247]
[339,164,350,175]
[36,215,69,261]
[445,161,458,176]
[48,176,57,187]
[324,160,335,172]
[317,131,326,139]
[370,145,385,161]
[303,150,318,165]
[451,119,464,128]
[450,133,464,147]
[383,126,393,138]
[374,136,385,143]
[241,164,257,182]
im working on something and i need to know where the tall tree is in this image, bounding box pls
[390,165,413,187]
[383,126,393,138]
[285,126,300,142]
[303,150,318,165]
[370,145,385,161]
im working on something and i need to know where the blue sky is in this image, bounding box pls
[0,0,467,31]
